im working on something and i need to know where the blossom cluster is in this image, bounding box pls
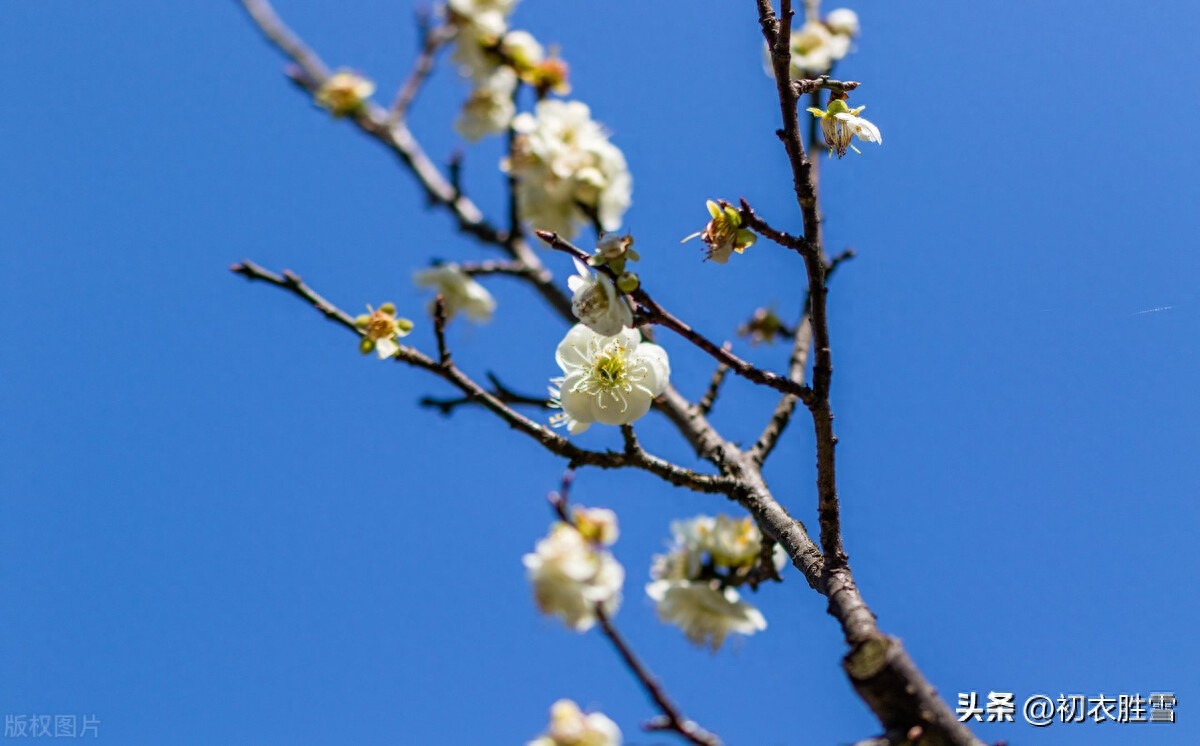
[448,1,569,141]
[523,506,623,631]
[647,515,784,650]
[507,100,632,239]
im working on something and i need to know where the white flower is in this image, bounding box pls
[825,8,860,38]
[413,263,496,322]
[646,580,767,651]
[446,0,516,81]
[549,325,669,435]
[789,21,838,77]
[681,200,756,264]
[353,303,413,359]
[454,66,517,142]
[447,0,514,38]
[706,515,764,569]
[500,29,544,71]
[506,100,632,239]
[314,70,375,117]
[528,699,622,746]
[573,506,619,546]
[523,523,623,631]
[807,101,882,158]
[568,258,632,336]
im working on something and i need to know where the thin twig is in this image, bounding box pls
[387,11,451,125]
[750,249,853,464]
[420,372,551,415]
[432,295,451,366]
[792,75,860,96]
[455,259,537,279]
[596,608,722,746]
[696,348,731,417]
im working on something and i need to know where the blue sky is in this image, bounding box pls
[2,1,1197,744]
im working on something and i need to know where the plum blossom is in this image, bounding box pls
[314,70,374,117]
[645,581,767,652]
[806,99,882,158]
[824,8,861,38]
[353,303,413,359]
[454,66,517,142]
[412,263,496,322]
[446,0,517,81]
[568,258,632,337]
[527,699,621,746]
[506,100,631,239]
[645,515,782,650]
[549,325,669,435]
[523,519,623,631]
[682,200,756,264]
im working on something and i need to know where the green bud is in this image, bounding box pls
[616,272,640,294]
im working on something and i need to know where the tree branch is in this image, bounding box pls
[598,608,722,746]
[750,249,852,464]
[696,349,731,417]
[755,3,984,743]
[420,372,551,415]
[387,10,452,125]
[230,260,735,495]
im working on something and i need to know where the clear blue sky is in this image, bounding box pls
[2,1,1197,744]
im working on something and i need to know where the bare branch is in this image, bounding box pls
[597,608,722,746]
[387,11,452,124]
[432,295,451,366]
[792,75,860,96]
[696,348,731,417]
[750,249,853,464]
[455,259,538,279]
[755,3,984,743]
[230,260,735,495]
[420,372,551,415]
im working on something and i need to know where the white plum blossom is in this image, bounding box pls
[500,29,544,71]
[645,514,781,650]
[788,21,842,77]
[527,699,622,746]
[506,100,632,239]
[549,325,670,435]
[446,0,517,81]
[825,8,861,38]
[454,66,518,141]
[314,70,375,117]
[447,0,514,38]
[412,263,496,322]
[353,303,413,359]
[523,521,623,631]
[682,200,756,264]
[568,258,632,337]
[573,505,619,547]
[807,100,882,158]
[645,580,767,652]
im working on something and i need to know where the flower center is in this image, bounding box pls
[365,311,394,341]
[592,350,627,389]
